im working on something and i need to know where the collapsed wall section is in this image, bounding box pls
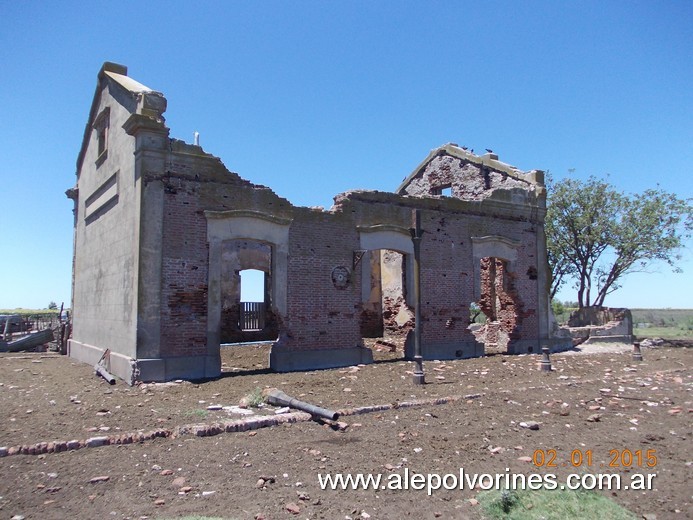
[148,142,373,374]
[335,186,550,360]
[567,307,634,345]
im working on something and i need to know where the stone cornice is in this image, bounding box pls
[356,224,411,236]
[122,113,168,137]
[204,209,293,227]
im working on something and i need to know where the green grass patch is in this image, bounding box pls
[183,409,208,419]
[631,308,693,340]
[633,326,693,340]
[244,387,265,407]
[631,308,693,324]
[478,488,636,520]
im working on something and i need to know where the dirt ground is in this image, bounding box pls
[0,340,690,520]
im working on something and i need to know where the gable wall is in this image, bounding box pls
[70,80,141,365]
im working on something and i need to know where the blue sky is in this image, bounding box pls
[0,1,691,309]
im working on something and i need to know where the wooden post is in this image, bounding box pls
[95,348,116,384]
[3,315,11,342]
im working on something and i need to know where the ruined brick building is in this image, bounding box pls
[67,62,569,384]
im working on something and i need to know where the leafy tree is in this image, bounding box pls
[47,301,58,310]
[551,299,565,316]
[546,175,692,308]
[469,302,486,324]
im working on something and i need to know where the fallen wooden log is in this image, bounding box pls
[0,329,54,352]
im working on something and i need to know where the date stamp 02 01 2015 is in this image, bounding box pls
[532,448,657,469]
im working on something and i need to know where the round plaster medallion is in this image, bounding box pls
[331,266,351,289]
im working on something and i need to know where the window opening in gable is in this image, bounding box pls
[97,125,107,156]
[432,184,452,197]
[93,107,110,166]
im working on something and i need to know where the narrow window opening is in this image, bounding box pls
[93,107,110,166]
[97,126,107,156]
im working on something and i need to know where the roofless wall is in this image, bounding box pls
[68,63,570,383]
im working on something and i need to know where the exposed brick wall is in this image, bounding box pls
[360,250,414,339]
[153,149,294,358]
[380,251,413,338]
[401,154,533,201]
[342,196,541,349]
[145,144,543,364]
[477,258,520,352]
[159,177,209,358]
[417,211,481,346]
[281,210,362,351]
[73,66,553,380]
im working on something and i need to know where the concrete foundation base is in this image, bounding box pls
[582,334,634,345]
[68,339,139,385]
[548,337,579,352]
[404,338,485,360]
[68,339,221,384]
[507,338,575,354]
[505,339,545,354]
[269,345,374,372]
[136,355,221,382]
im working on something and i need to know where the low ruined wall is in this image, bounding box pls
[568,307,631,328]
[567,307,633,344]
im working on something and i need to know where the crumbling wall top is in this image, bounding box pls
[397,143,544,193]
[396,143,545,205]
